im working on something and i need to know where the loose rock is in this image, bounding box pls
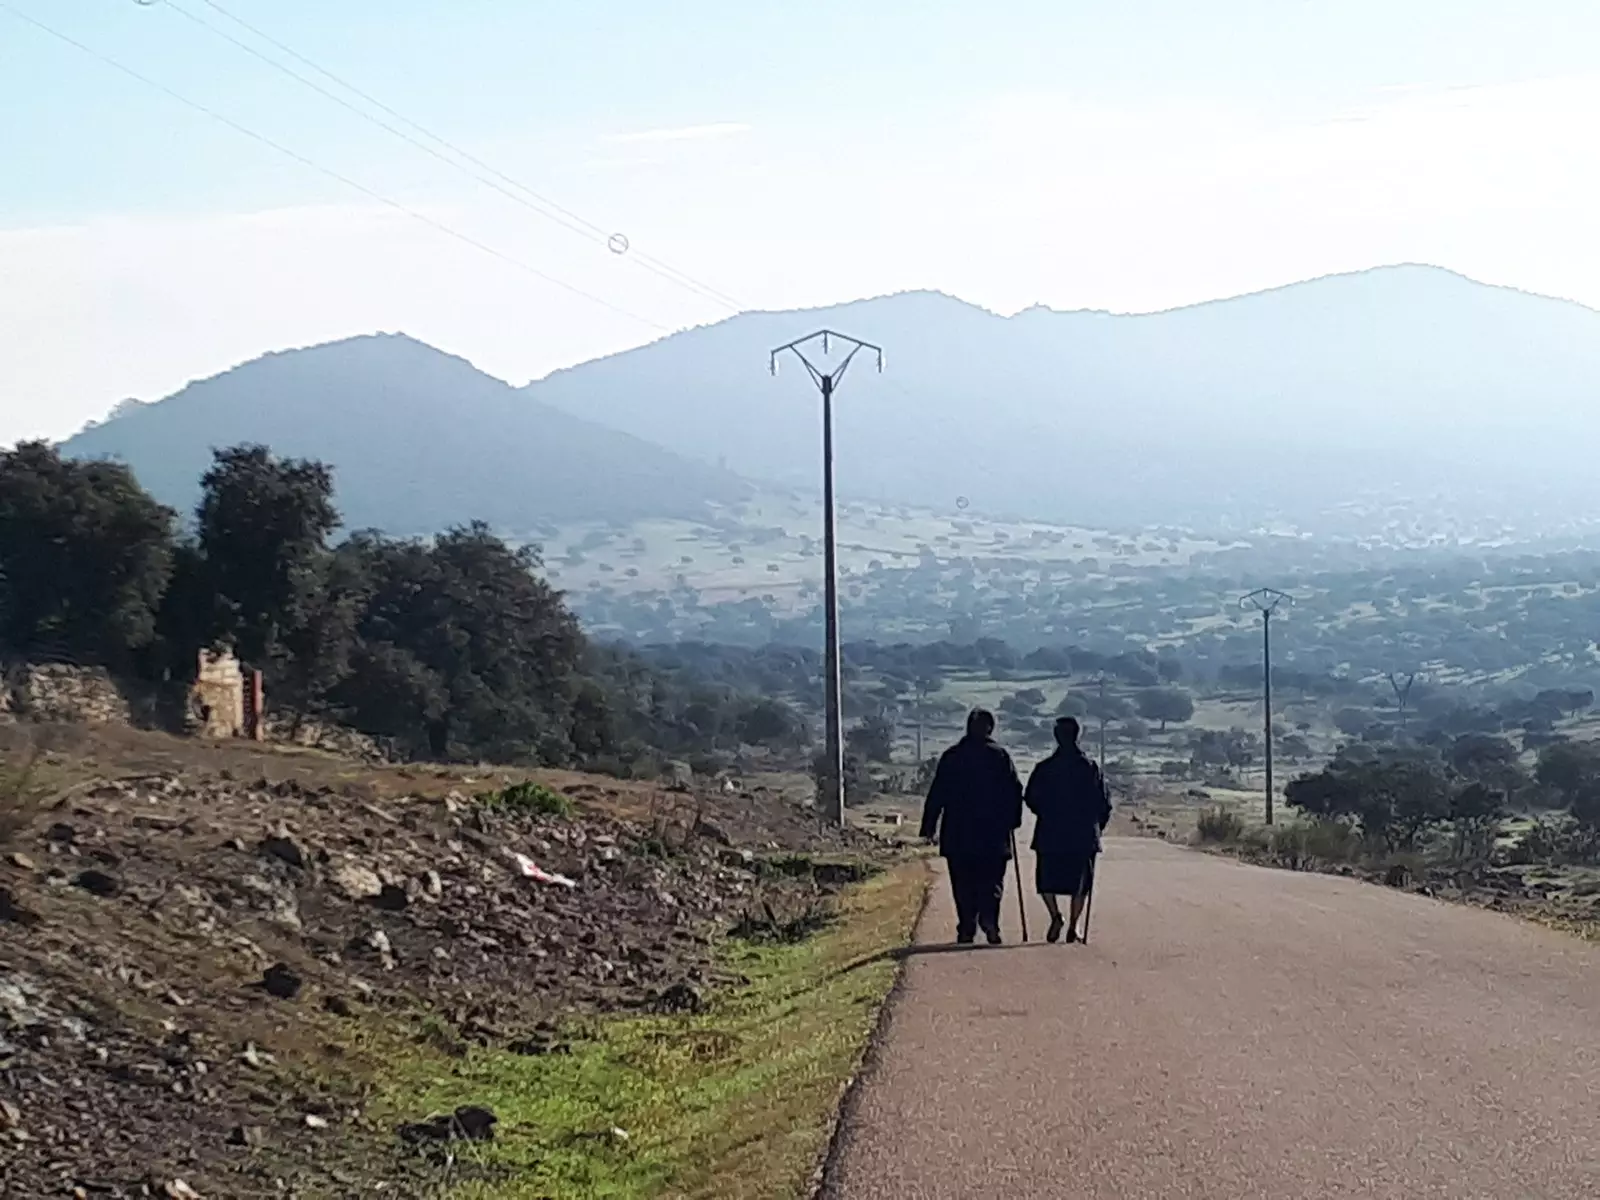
[330,861,384,902]
[73,869,121,898]
[261,963,303,1001]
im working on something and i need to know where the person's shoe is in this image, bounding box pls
[1046,914,1065,944]
[983,927,1003,946]
[956,930,975,945]
[1065,926,1080,944]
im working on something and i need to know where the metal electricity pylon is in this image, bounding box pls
[771,330,884,826]
[1387,671,1418,735]
[1240,588,1295,825]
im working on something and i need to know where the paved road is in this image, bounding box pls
[825,835,1600,1199]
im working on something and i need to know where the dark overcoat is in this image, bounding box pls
[919,734,1024,860]
[1024,747,1112,858]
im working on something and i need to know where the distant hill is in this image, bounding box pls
[523,266,1600,534]
[60,334,753,535]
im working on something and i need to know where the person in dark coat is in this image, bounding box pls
[1024,716,1112,943]
[920,708,1023,944]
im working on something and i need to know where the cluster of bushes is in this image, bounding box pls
[1198,733,1600,870]
[0,442,809,770]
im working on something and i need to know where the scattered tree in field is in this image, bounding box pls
[1284,750,1452,851]
[1535,740,1600,799]
[1056,692,1089,718]
[846,712,896,763]
[1333,707,1372,738]
[1137,687,1194,731]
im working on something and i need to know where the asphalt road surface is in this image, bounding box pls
[824,835,1600,1199]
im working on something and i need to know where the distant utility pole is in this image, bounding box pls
[1240,588,1294,825]
[1388,671,1418,734]
[771,330,884,827]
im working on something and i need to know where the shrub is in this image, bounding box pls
[1268,819,1361,869]
[477,780,574,818]
[1196,806,1246,844]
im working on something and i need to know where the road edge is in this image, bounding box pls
[809,856,938,1200]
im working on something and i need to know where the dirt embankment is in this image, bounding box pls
[0,731,885,1198]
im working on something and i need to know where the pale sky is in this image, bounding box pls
[3,0,1599,445]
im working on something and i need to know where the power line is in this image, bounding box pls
[0,1,667,330]
[166,0,748,313]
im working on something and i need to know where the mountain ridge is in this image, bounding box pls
[56,264,1600,537]
[59,331,753,535]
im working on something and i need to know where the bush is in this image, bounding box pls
[477,781,574,818]
[1196,806,1246,844]
[1267,819,1361,868]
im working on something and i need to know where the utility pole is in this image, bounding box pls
[771,330,884,827]
[1240,588,1294,825]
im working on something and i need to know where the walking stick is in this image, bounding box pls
[1080,856,1097,946]
[1010,831,1029,942]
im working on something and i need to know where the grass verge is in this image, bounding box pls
[369,862,928,1200]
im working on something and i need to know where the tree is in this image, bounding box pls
[999,691,1040,719]
[1285,750,1451,851]
[0,442,175,670]
[1535,740,1600,799]
[1333,707,1371,738]
[335,525,587,763]
[1448,733,1526,799]
[1449,782,1505,863]
[736,698,805,748]
[1136,687,1194,731]
[197,446,339,669]
[847,713,895,763]
[1023,646,1072,674]
[1055,692,1089,718]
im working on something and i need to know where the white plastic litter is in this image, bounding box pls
[509,851,577,889]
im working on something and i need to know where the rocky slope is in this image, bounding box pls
[0,749,879,1197]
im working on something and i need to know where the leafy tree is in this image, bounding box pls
[847,713,896,763]
[1535,740,1600,799]
[1022,646,1072,674]
[196,445,338,669]
[335,525,586,763]
[1136,687,1195,731]
[1285,750,1451,850]
[1333,707,1371,738]
[0,442,175,669]
[1448,734,1526,798]
[1056,692,1089,718]
[735,698,806,748]
[1449,782,1505,862]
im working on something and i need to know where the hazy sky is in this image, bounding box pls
[4,0,1599,445]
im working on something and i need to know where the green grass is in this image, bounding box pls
[368,863,928,1200]
[477,780,575,818]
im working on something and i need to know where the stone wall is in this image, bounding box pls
[2,663,132,726]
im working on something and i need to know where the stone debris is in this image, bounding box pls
[0,764,880,1196]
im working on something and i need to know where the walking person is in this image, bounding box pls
[920,708,1024,945]
[1024,716,1112,944]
